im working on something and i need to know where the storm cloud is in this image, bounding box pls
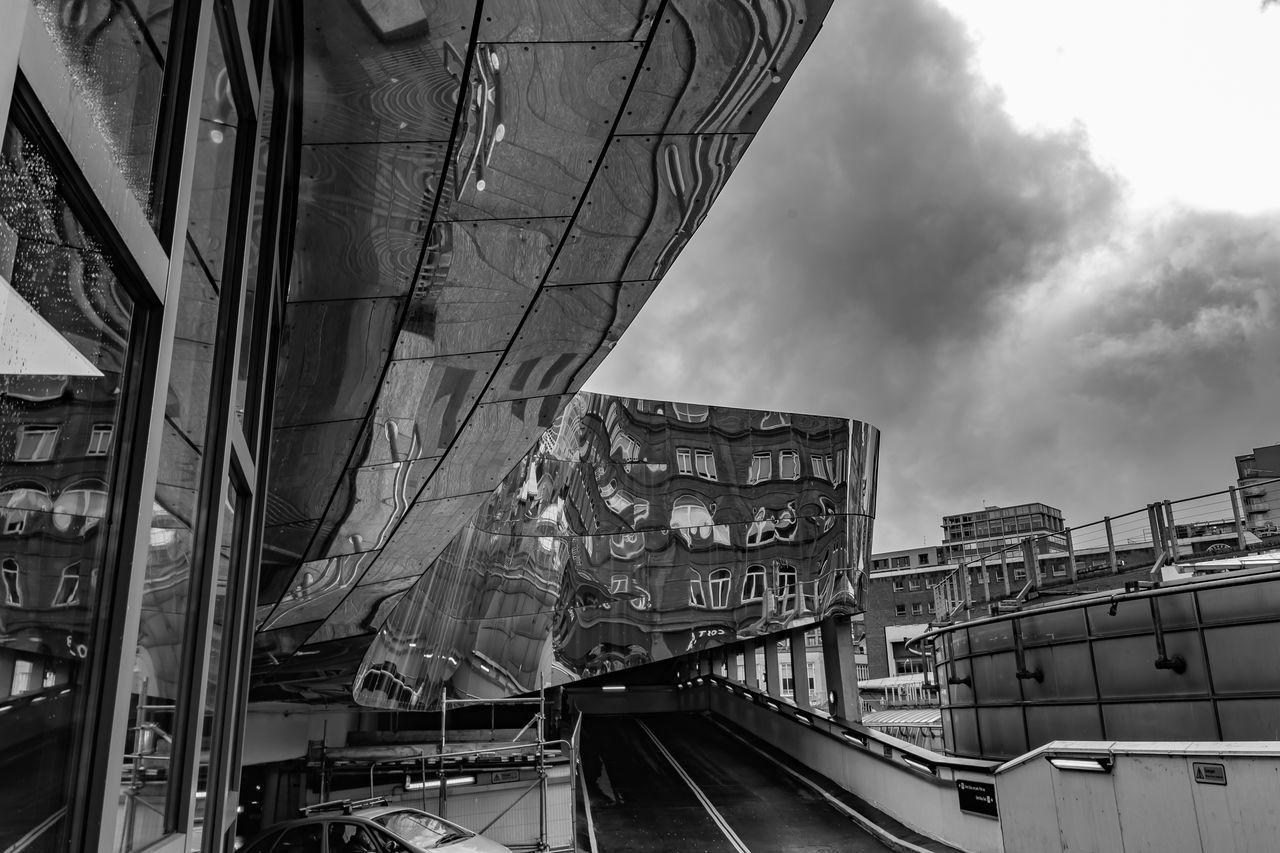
[588,0,1280,551]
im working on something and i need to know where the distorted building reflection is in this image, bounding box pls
[340,394,878,710]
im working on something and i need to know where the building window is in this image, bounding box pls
[694,450,717,481]
[14,425,59,461]
[890,556,910,568]
[676,448,693,475]
[609,574,629,595]
[1052,563,1067,577]
[86,424,113,456]
[708,569,731,608]
[810,455,829,482]
[908,578,920,591]
[892,578,904,591]
[779,450,799,480]
[1014,567,1028,581]
[856,664,870,680]
[911,602,923,616]
[873,559,888,570]
[673,402,709,423]
[895,603,907,616]
[805,628,821,647]
[742,565,765,602]
[775,565,797,612]
[688,575,707,608]
[747,452,772,484]
[917,552,930,565]
[52,563,81,607]
[992,569,1005,584]
[1,558,20,605]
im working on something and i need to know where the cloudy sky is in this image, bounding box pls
[586,0,1280,552]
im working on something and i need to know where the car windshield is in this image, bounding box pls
[372,810,472,848]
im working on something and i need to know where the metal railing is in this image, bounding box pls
[930,478,1280,622]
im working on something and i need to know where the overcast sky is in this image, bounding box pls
[585,0,1280,552]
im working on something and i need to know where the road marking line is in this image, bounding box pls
[578,753,598,853]
[707,717,936,853]
[635,719,752,853]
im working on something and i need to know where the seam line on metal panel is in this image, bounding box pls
[635,719,751,853]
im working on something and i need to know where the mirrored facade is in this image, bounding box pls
[330,394,878,709]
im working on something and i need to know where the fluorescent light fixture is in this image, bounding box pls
[695,677,704,685]
[406,775,476,791]
[408,642,417,648]
[601,685,627,692]
[794,714,811,725]
[723,683,734,691]
[1,273,103,376]
[765,701,780,711]
[841,731,866,747]
[1047,756,1112,773]
[195,791,207,799]
[901,755,936,775]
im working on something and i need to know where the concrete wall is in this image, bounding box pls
[242,707,358,764]
[698,681,1004,853]
[997,742,1280,853]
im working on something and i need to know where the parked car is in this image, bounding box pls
[240,798,512,853]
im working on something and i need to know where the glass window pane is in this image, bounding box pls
[192,490,239,849]
[32,0,174,223]
[123,23,240,850]
[0,118,138,853]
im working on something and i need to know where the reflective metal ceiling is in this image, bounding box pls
[254,0,835,704]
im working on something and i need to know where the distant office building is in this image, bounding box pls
[940,502,1064,563]
[863,547,955,679]
[1236,444,1280,534]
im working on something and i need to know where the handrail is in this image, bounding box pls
[693,673,1000,774]
[919,477,1280,618]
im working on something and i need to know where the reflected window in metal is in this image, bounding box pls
[748,452,772,485]
[708,569,732,609]
[694,450,717,481]
[779,450,799,480]
[742,565,766,603]
[688,573,707,609]
[0,112,140,853]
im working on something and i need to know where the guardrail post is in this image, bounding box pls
[1147,502,1164,560]
[1231,486,1247,549]
[1105,515,1118,573]
[1164,500,1180,562]
[1021,538,1038,590]
[1066,527,1078,582]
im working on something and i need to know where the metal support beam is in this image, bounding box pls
[1066,527,1077,582]
[763,635,782,699]
[725,645,740,682]
[1231,486,1247,550]
[789,627,810,709]
[1000,549,1011,596]
[743,639,760,690]
[819,614,861,724]
[1105,515,1118,573]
